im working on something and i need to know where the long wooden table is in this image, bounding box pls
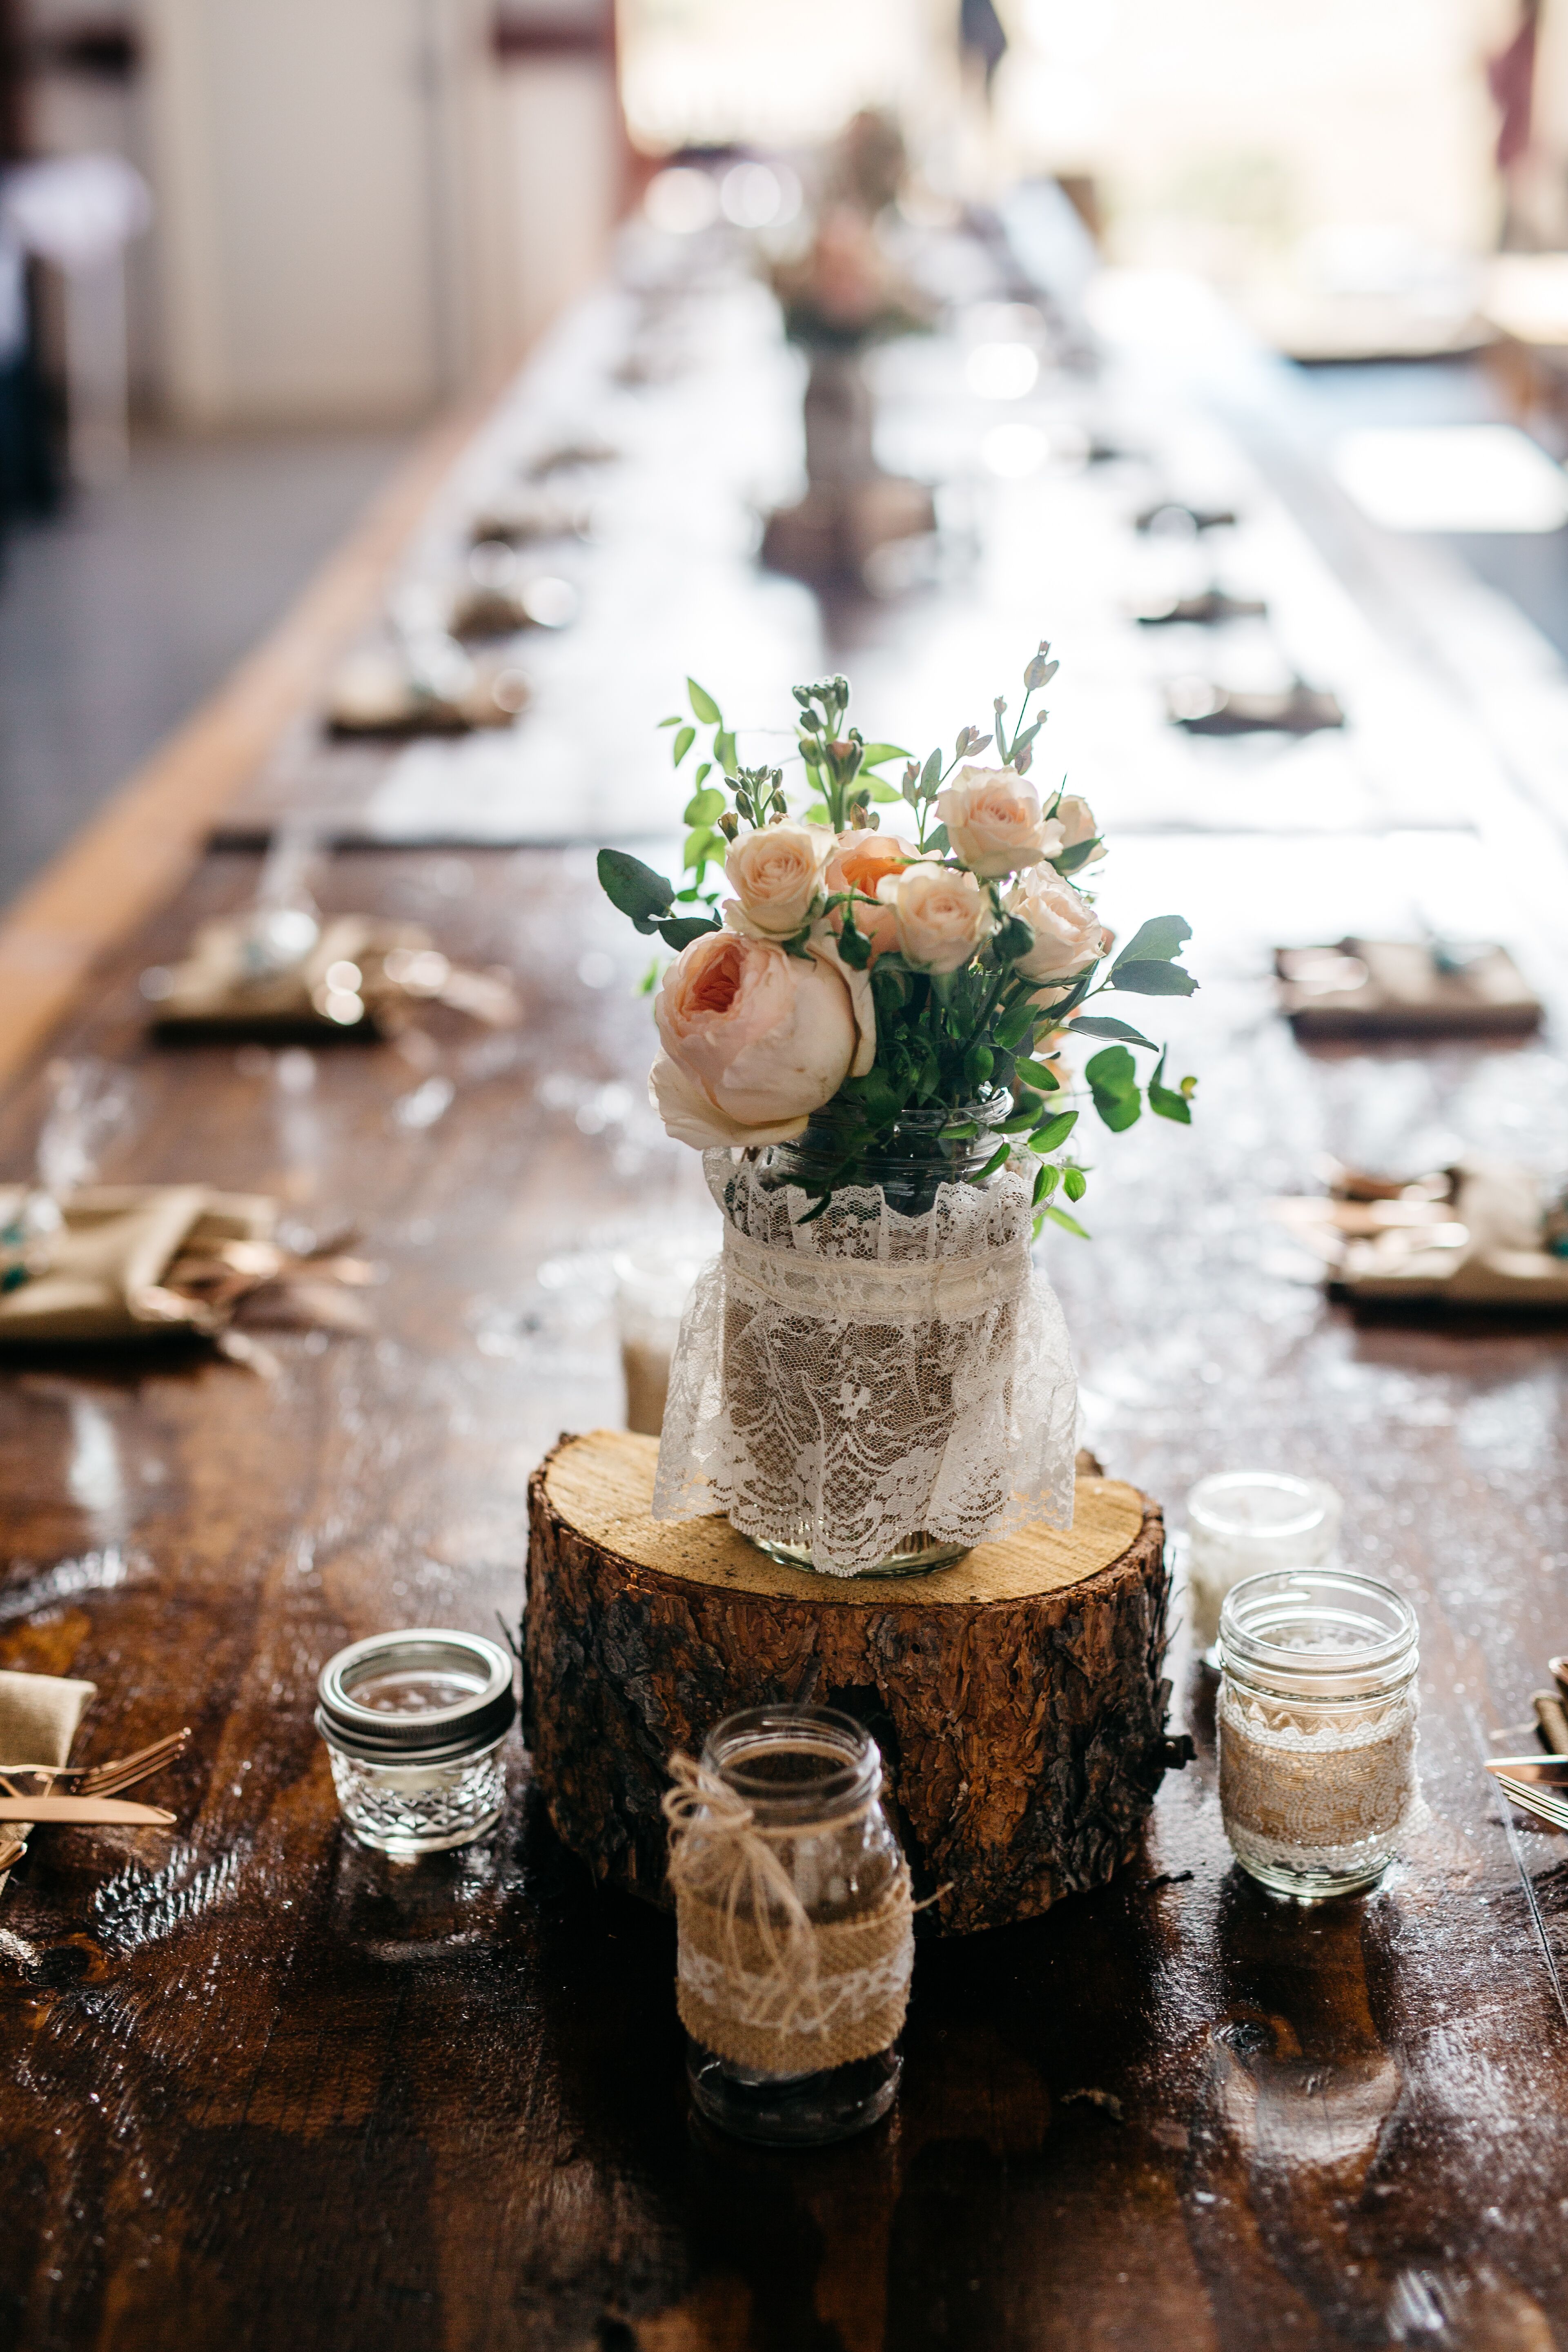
[5,262,1568,2350]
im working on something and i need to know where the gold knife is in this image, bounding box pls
[0,1796,176,1825]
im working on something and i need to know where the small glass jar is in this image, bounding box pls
[1186,1471,1342,1666]
[758,1091,1014,1219]
[316,1629,516,1859]
[682,1706,909,2147]
[613,1235,711,1438]
[1218,1568,1419,1901]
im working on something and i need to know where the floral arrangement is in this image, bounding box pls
[770,206,928,352]
[597,642,1197,1232]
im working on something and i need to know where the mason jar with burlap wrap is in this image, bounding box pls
[653,1104,1078,1578]
[664,1706,912,2147]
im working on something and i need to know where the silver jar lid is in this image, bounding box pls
[316,1628,516,1766]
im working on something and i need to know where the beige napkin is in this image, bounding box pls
[1273,1157,1568,1308]
[152,914,517,1038]
[1276,939,1541,1038]
[326,646,529,736]
[0,1668,96,1888]
[0,1185,275,1341]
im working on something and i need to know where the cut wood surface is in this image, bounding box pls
[527,1430,1174,1935]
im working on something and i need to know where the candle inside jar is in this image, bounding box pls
[350,1668,487,1716]
[1187,1472,1341,1658]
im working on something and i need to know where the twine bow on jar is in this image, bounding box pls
[662,1753,915,2075]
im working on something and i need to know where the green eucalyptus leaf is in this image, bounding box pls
[683,826,724,871]
[1054,838,1104,875]
[835,908,873,969]
[655,913,722,950]
[1071,1015,1157,1049]
[715,729,737,777]
[857,742,911,767]
[1086,1044,1141,1132]
[920,748,942,794]
[597,848,675,935]
[687,678,721,724]
[1063,1166,1086,1202]
[683,788,726,826]
[996,997,1038,1049]
[1109,961,1198,997]
[967,1143,1011,1185]
[672,725,696,766]
[1016,1055,1061,1090]
[868,780,902,803]
[1112,915,1191,967]
[1030,1109,1078,1152]
[1042,1202,1089,1238]
[1148,1049,1194,1125]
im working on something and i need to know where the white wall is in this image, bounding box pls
[138,0,618,428]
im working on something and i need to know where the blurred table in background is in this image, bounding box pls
[4,249,1568,2350]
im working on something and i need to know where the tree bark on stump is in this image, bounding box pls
[525,1429,1177,1936]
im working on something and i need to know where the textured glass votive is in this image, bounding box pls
[1218,1569,1419,1902]
[1187,1471,1342,1664]
[614,1238,709,1438]
[316,1629,516,1858]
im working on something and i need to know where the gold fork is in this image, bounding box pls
[0,1727,191,1803]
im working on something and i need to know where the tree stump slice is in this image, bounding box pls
[525,1428,1175,1936]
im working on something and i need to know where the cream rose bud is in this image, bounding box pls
[1007,869,1112,983]
[650,928,859,1149]
[935,765,1064,880]
[1054,795,1106,866]
[879,862,996,973]
[722,821,833,938]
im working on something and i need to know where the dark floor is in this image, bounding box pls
[0,426,411,911]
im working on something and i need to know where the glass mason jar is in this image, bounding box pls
[316,1629,516,1859]
[742,1091,1019,1577]
[758,1090,1015,1221]
[1217,1569,1419,1901]
[1186,1471,1343,1666]
[682,1706,909,2147]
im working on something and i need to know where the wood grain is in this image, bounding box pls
[0,844,1562,2348]
[541,1425,1147,1604]
[527,1431,1174,1933]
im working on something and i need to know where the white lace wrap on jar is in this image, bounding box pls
[652,1151,1078,1575]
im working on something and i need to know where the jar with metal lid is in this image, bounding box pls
[1218,1568,1419,1901]
[316,1628,516,1858]
[665,1704,912,2147]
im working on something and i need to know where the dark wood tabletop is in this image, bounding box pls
[6,280,1568,2351]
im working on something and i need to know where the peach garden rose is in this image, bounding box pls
[824,830,911,962]
[723,821,833,939]
[935,766,1062,880]
[1007,869,1111,986]
[878,862,995,973]
[650,928,869,1150]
